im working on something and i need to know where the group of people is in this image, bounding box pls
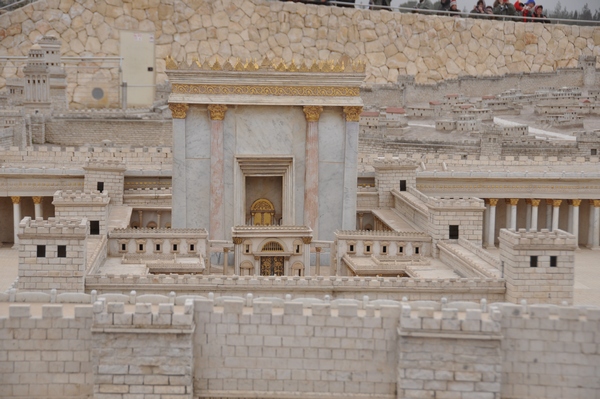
[413,0,549,22]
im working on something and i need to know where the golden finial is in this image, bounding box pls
[165,55,178,70]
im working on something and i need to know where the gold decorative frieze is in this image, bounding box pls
[172,83,359,97]
[169,103,189,119]
[303,106,323,122]
[343,106,363,122]
[207,104,228,121]
[165,55,365,73]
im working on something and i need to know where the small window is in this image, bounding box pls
[295,245,300,254]
[415,247,420,255]
[190,244,195,252]
[382,245,387,254]
[155,244,161,252]
[550,256,557,267]
[400,180,407,192]
[96,182,104,193]
[138,244,144,251]
[398,246,403,254]
[245,244,250,254]
[592,149,597,156]
[121,243,127,251]
[449,225,459,240]
[90,221,100,235]
[57,245,66,258]
[530,256,538,267]
[172,244,178,252]
[349,244,354,252]
[365,245,371,253]
[37,245,46,258]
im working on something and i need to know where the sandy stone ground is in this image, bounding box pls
[0,245,597,307]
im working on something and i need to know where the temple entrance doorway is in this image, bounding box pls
[246,176,282,226]
[260,256,284,276]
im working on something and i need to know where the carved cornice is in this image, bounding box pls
[169,103,188,119]
[172,83,359,97]
[207,104,228,121]
[11,196,20,204]
[343,106,363,122]
[303,106,323,122]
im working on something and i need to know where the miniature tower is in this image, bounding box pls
[53,190,111,236]
[37,36,68,111]
[17,217,88,293]
[83,160,126,206]
[499,228,577,305]
[578,55,597,88]
[22,44,51,111]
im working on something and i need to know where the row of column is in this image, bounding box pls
[484,198,600,249]
[10,196,44,247]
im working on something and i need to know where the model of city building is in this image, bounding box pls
[0,0,599,398]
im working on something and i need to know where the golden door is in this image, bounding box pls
[260,256,284,276]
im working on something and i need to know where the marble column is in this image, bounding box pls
[530,199,540,231]
[483,199,490,247]
[302,236,312,277]
[552,199,562,231]
[303,106,323,238]
[138,210,143,228]
[342,106,362,230]
[505,199,511,229]
[11,196,20,248]
[254,256,260,276]
[169,103,188,228]
[525,199,532,231]
[32,196,43,219]
[589,200,600,250]
[487,199,498,248]
[358,212,364,230]
[223,247,229,275]
[571,199,581,246]
[545,199,553,229]
[509,198,519,230]
[208,104,228,240]
[567,200,574,233]
[315,246,322,276]
[156,211,162,229]
[233,237,242,276]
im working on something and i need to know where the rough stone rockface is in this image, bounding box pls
[0,0,599,97]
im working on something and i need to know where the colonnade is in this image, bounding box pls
[483,198,600,249]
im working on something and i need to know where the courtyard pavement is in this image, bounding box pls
[0,245,598,306]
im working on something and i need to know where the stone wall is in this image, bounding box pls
[0,0,598,106]
[1,299,598,399]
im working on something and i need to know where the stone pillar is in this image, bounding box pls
[170,103,188,228]
[588,200,600,250]
[11,196,20,248]
[302,236,312,277]
[525,199,532,231]
[233,237,242,276]
[254,255,260,276]
[483,199,490,247]
[137,210,143,228]
[358,212,364,230]
[505,199,511,229]
[567,200,574,233]
[303,106,323,238]
[509,198,519,230]
[156,211,161,229]
[32,196,43,219]
[546,199,553,229]
[342,106,362,230]
[315,246,322,276]
[571,199,581,247]
[552,199,562,231]
[530,199,540,231]
[223,247,229,275]
[208,104,228,240]
[487,199,497,248]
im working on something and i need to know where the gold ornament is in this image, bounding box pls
[343,106,363,122]
[169,103,188,119]
[207,104,228,121]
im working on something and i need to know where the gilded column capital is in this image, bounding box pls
[208,104,228,121]
[315,246,322,253]
[546,199,554,206]
[232,237,243,245]
[343,106,363,122]
[530,199,541,207]
[571,199,582,207]
[32,196,42,204]
[509,198,519,206]
[489,198,499,206]
[169,103,189,119]
[552,199,562,207]
[591,199,600,208]
[301,236,312,244]
[11,196,20,205]
[303,106,323,122]
[525,199,532,205]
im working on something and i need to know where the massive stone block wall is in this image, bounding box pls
[0,0,599,106]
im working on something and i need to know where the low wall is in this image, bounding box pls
[1,300,598,399]
[0,0,599,107]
